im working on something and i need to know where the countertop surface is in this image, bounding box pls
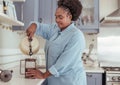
[0,67,45,85]
[84,66,104,73]
[0,65,104,85]
[83,61,104,73]
[0,78,44,85]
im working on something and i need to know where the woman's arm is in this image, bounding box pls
[26,23,37,39]
[26,21,57,40]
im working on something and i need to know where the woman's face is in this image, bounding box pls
[55,7,72,30]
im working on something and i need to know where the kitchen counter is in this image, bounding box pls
[0,64,104,85]
[83,60,104,73]
[0,66,45,85]
[84,66,104,73]
[0,78,44,85]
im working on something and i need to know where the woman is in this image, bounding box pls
[26,0,86,85]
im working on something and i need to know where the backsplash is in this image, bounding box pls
[82,33,98,67]
[83,33,97,55]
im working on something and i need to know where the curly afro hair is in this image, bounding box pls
[58,0,82,21]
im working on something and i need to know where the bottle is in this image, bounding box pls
[3,0,7,14]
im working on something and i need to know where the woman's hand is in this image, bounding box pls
[26,23,37,39]
[26,69,44,79]
[26,69,52,79]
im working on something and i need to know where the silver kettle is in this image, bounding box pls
[0,69,13,82]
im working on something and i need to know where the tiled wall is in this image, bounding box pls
[84,33,97,54]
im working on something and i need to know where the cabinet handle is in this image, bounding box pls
[38,18,42,23]
[87,74,92,77]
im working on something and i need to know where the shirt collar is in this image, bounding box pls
[57,23,75,35]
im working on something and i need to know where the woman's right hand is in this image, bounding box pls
[26,23,37,39]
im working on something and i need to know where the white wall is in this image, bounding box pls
[0,29,24,49]
[99,0,118,20]
[0,28,25,69]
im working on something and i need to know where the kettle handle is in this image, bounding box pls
[20,59,25,75]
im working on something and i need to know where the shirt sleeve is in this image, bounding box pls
[48,32,85,77]
[29,21,57,40]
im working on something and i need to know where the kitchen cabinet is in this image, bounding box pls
[21,0,39,29]
[14,0,39,29]
[38,0,52,24]
[21,0,57,29]
[86,73,102,85]
[0,13,24,26]
[75,0,99,33]
[38,0,57,24]
[39,0,99,33]
[21,0,99,33]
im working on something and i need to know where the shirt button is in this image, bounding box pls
[58,32,61,35]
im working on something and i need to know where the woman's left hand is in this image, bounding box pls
[26,69,44,79]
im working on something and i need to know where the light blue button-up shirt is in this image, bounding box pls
[33,22,86,85]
